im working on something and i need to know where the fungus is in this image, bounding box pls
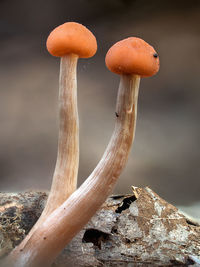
[6,37,159,267]
[44,22,97,216]
[6,22,97,259]
[38,22,96,219]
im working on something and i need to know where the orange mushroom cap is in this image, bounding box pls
[46,22,97,58]
[105,37,159,77]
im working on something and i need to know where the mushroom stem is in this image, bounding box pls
[11,54,80,251]
[43,54,79,216]
[7,74,140,267]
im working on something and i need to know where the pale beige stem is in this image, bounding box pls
[43,54,79,216]
[6,74,140,267]
[8,55,79,256]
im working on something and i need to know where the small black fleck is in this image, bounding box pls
[111,227,118,234]
[20,249,23,252]
[125,238,131,243]
[153,53,158,58]
[43,237,47,240]
[115,112,119,117]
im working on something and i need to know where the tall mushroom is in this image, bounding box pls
[12,22,97,249]
[44,21,97,216]
[6,37,159,267]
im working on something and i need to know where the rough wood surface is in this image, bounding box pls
[0,187,200,266]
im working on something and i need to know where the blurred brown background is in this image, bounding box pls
[0,0,200,217]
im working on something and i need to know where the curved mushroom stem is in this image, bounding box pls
[7,74,140,267]
[10,55,80,253]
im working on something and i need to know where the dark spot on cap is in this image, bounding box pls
[153,53,158,58]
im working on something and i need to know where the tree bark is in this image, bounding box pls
[0,187,200,266]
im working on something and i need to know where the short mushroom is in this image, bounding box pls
[6,37,159,267]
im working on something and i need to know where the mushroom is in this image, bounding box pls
[6,37,159,267]
[9,22,97,253]
[39,22,97,219]
[43,21,97,216]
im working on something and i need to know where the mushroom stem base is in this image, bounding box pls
[7,54,79,263]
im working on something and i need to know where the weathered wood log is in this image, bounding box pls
[0,187,200,266]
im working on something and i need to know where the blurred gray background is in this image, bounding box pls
[0,0,200,217]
